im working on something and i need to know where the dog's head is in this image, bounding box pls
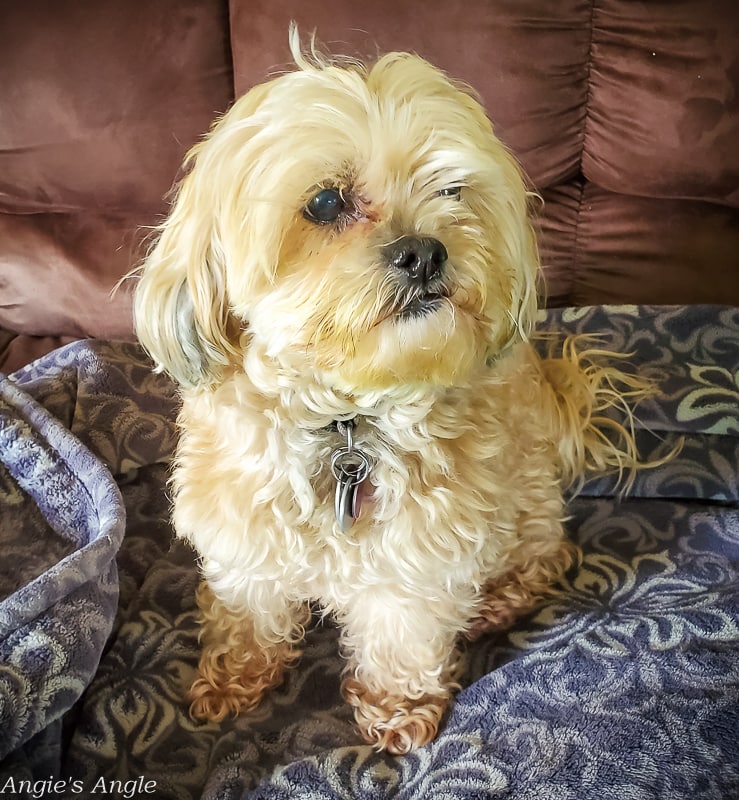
[135,33,539,393]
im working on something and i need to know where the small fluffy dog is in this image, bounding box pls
[134,32,644,754]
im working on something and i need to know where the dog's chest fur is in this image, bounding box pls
[172,346,563,610]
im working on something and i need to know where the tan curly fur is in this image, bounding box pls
[134,29,654,753]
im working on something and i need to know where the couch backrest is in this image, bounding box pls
[1,0,738,370]
[0,0,233,358]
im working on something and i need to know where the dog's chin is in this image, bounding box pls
[328,300,487,393]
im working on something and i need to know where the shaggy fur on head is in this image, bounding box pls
[134,29,648,754]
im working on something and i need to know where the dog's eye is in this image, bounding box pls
[438,186,462,200]
[304,188,345,223]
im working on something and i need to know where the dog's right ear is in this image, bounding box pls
[133,143,241,390]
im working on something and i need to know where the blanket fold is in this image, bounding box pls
[0,375,124,761]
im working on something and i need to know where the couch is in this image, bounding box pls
[0,2,737,798]
[2,0,738,372]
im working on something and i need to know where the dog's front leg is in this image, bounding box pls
[188,580,310,722]
[338,593,465,754]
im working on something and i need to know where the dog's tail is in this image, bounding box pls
[537,335,667,495]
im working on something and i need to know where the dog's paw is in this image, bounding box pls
[188,673,266,722]
[343,677,448,755]
[188,641,297,723]
[465,538,581,641]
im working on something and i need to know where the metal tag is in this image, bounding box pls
[330,419,371,532]
[335,475,360,533]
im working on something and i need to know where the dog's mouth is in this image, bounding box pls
[396,289,449,320]
[374,278,454,326]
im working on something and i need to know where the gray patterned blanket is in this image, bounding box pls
[0,305,737,799]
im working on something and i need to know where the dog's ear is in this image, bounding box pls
[483,180,540,362]
[133,161,239,388]
[134,79,285,388]
[490,134,542,359]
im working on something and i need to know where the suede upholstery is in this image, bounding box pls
[0,0,233,368]
[1,0,738,371]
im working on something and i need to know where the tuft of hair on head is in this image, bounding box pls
[287,21,324,71]
[287,21,367,75]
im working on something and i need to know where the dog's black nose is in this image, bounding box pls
[384,236,448,286]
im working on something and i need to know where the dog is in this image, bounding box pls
[134,30,647,755]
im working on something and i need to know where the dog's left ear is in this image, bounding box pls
[133,161,239,389]
[134,81,277,389]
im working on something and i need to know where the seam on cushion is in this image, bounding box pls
[225,0,237,99]
[571,0,596,306]
[570,179,587,305]
[580,0,597,172]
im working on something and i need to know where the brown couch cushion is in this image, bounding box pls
[0,331,77,375]
[540,183,739,306]
[0,0,233,349]
[0,0,233,215]
[584,0,739,207]
[0,213,142,339]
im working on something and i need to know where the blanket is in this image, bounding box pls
[0,305,737,799]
